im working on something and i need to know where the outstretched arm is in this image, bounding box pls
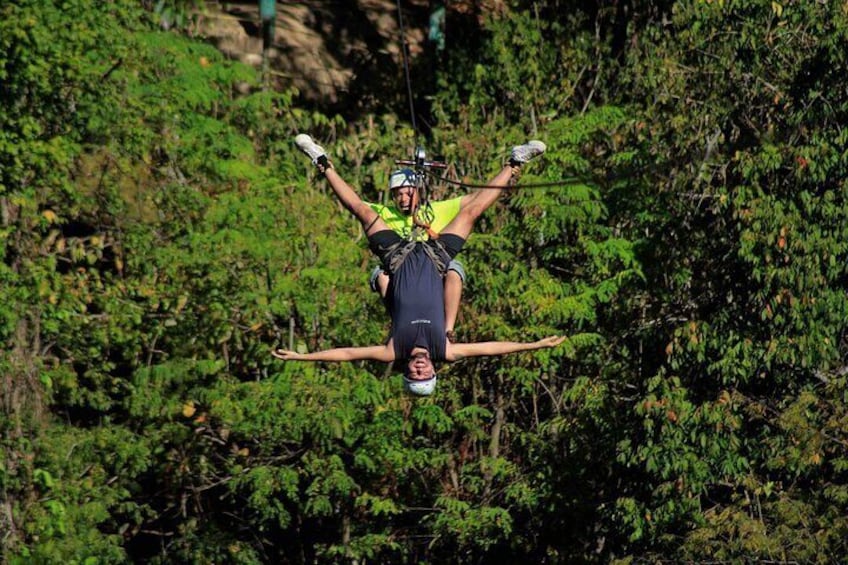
[272,343,395,363]
[446,335,566,362]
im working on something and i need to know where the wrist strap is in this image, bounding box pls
[316,155,333,174]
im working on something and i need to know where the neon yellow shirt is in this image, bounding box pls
[367,197,462,241]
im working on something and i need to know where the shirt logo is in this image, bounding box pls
[411,319,431,325]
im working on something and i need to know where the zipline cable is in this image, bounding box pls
[395,0,446,236]
[421,168,591,190]
[393,2,586,194]
[395,0,418,141]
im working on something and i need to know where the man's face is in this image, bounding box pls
[406,350,435,380]
[392,184,419,215]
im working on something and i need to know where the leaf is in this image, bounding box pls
[182,401,196,418]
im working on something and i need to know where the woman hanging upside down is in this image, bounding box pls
[273,134,564,396]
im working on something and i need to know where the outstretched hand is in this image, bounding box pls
[271,349,298,361]
[538,335,567,348]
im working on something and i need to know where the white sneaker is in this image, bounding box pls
[510,140,546,164]
[295,134,326,164]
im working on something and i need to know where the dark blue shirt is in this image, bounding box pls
[389,244,447,362]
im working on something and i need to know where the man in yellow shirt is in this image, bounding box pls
[365,168,465,340]
[367,169,462,239]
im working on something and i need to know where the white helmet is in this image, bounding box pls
[403,374,437,396]
[389,168,418,190]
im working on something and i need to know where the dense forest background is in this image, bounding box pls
[3,0,848,562]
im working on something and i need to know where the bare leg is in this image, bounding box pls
[440,165,515,240]
[444,270,462,338]
[441,140,545,240]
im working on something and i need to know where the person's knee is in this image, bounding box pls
[455,206,482,227]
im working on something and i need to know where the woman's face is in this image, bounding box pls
[406,350,435,380]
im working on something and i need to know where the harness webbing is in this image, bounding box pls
[412,201,438,240]
[385,239,450,277]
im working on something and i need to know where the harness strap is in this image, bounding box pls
[411,181,438,240]
[385,239,450,276]
[412,213,440,240]
[420,239,450,273]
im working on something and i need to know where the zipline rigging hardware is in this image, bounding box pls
[394,146,446,236]
[391,0,588,220]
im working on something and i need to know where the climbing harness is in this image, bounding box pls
[382,236,450,277]
[389,148,452,275]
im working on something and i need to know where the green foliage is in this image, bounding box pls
[152,0,205,33]
[4,0,848,562]
[431,0,848,560]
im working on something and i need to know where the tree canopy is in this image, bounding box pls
[2,0,848,562]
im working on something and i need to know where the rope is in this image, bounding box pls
[392,3,584,237]
[411,167,438,239]
[413,209,439,239]
[394,0,439,238]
